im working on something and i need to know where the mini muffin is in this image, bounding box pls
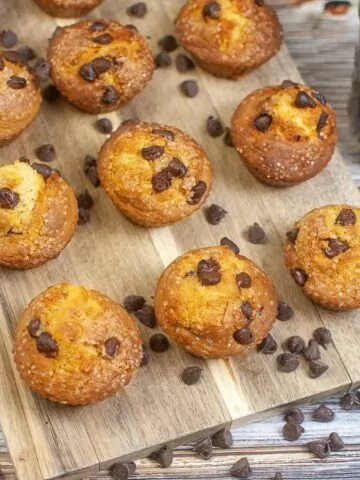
[175,0,283,79]
[14,283,143,405]
[97,121,213,227]
[33,0,103,17]
[48,20,154,114]
[284,205,360,310]
[154,246,278,358]
[231,82,337,186]
[0,51,41,146]
[0,160,78,269]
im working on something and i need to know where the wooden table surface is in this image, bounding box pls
[1,1,360,479]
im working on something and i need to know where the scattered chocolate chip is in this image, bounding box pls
[1,30,18,49]
[277,352,300,372]
[291,269,308,287]
[33,58,51,83]
[248,222,266,244]
[312,91,327,106]
[141,145,165,161]
[309,359,329,378]
[303,339,321,361]
[42,84,60,102]
[134,305,156,328]
[281,80,297,89]
[95,118,113,134]
[152,169,172,193]
[313,327,332,349]
[307,440,330,459]
[336,208,356,226]
[27,318,41,338]
[127,2,148,17]
[89,21,108,32]
[152,129,174,141]
[325,0,351,15]
[140,345,150,366]
[158,34,178,52]
[236,272,252,289]
[197,258,221,286]
[317,112,329,136]
[253,113,272,132]
[340,392,360,410]
[176,54,195,72]
[205,204,227,225]
[93,33,113,45]
[167,158,187,177]
[92,56,112,75]
[78,208,90,225]
[282,422,304,441]
[104,337,120,358]
[7,75,26,89]
[323,238,349,258]
[295,90,317,108]
[223,128,234,147]
[0,188,19,209]
[220,237,240,254]
[18,45,36,63]
[240,301,252,321]
[286,335,305,354]
[180,79,199,98]
[86,166,100,187]
[101,86,119,104]
[230,457,251,478]
[276,301,294,321]
[181,366,202,385]
[149,333,170,353]
[284,408,304,425]
[313,403,335,422]
[212,429,233,449]
[206,116,224,137]
[329,432,345,451]
[35,144,56,163]
[110,462,130,480]
[193,437,213,460]
[154,51,172,68]
[84,154,97,172]
[79,63,96,82]
[187,181,207,205]
[203,1,221,19]
[272,474,283,480]
[36,332,58,358]
[3,50,21,64]
[124,295,146,312]
[31,163,52,180]
[257,334,277,354]
[149,446,173,468]
[76,189,94,210]
[233,326,253,345]
[286,228,299,245]
[19,156,30,164]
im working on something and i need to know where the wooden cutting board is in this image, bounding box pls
[0,0,359,479]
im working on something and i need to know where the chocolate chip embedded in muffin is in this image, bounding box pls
[7,75,27,89]
[336,207,356,226]
[104,337,120,358]
[295,90,316,108]
[286,228,299,245]
[27,318,41,338]
[233,326,253,344]
[37,332,59,358]
[167,158,187,177]
[203,2,221,19]
[187,181,207,205]
[31,163,52,180]
[323,238,349,258]
[0,188,19,209]
[291,269,308,287]
[197,258,221,286]
[141,145,165,160]
[236,272,252,289]
[254,113,272,132]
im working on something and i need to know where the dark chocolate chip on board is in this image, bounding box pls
[36,332,58,358]
[176,54,195,72]
[205,204,227,225]
[149,333,170,353]
[248,222,266,244]
[154,51,172,68]
[312,403,335,422]
[124,295,146,312]
[181,366,202,385]
[230,457,251,478]
[77,189,94,210]
[286,335,305,354]
[78,208,90,225]
[104,337,120,358]
[86,166,100,187]
[0,29,18,48]
[253,113,272,132]
[309,359,329,378]
[336,208,356,226]
[206,116,224,137]
[340,392,360,410]
[329,432,345,451]
[273,474,284,480]
[212,428,233,449]
[110,462,130,480]
[35,144,56,163]
[18,45,36,63]
[31,163,52,180]
[193,436,213,460]
[295,91,317,108]
[42,85,60,102]
[149,446,173,468]
[307,440,331,459]
[134,305,157,328]
[284,408,304,425]
[257,334,277,354]
[158,35,178,53]
[187,181,207,205]
[127,2,148,17]
[141,145,165,161]
[96,118,113,134]
[282,422,304,441]
[84,155,97,172]
[220,237,240,254]
[223,128,234,147]
[181,80,199,98]
[203,2,221,19]
[313,327,332,349]
[303,339,320,361]
[0,188,19,209]
[277,352,300,372]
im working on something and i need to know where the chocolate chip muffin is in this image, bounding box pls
[0,51,41,146]
[0,160,78,269]
[284,205,360,310]
[97,121,213,227]
[48,20,154,113]
[231,82,337,186]
[154,246,278,358]
[33,0,103,17]
[14,283,143,405]
[175,0,283,79]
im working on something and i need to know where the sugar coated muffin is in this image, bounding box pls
[175,0,283,79]
[0,51,41,146]
[284,205,360,310]
[0,160,78,269]
[14,283,143,405]
[48,20,154,113]
[154,246,278,358]
[97,121,213,227]
[33,0,103,17]
[231,82,337,186]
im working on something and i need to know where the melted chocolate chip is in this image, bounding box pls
[95,117,113,134]
[124,295,146,312]
[141,145,165,161]
[193,437,212,460]
[180,80,199,98]
[277,301,294,321]
[240,301,252,321]
[149,333,170,353]
[291,269,308,287]
[295,91,317,108]
[309,359,329,378]
[176,54,195,73]
[206,116,224,137]
[152,129,174,141]
[35,144,56,163]
[312,91,327,105]
[286,228,299,245]
[282,422,304,441]
[149,446,173,468]
[134,305,156,328]
[277,352,300,372]
[233,326,253,345]
[220,237,240,254]
[336,208,356,226]
[104,337,120,358]
[286,335,305,354]
[197,258,221,286]
[27,318,41,338]
[205,204,227,225]
[317,112,329,136]
[127,2,148,18]
[154,51,172,68]
[181,366,202,385]
[101,86,119,104]
[257,334,278,354]
[203,2,221,19]
[93,33,113,45]
[212,429,233,448]
[79,63,96,82]
[323,238,349,258]
[187,181,207,205]
[89,21,108,32]
[7,75,26,89]
[0,188,19,209]
[313,327,332,349]
[167,158,187,177]
[36,332,58,358]
[254,113,272,132]
[236,272,252,289]
[158,35,178,53]
[92,57,112,75]
[31,163,52,180]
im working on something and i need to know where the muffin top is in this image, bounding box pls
[154,246,278,358]
[14,283,143,405]
[284,205,360,310]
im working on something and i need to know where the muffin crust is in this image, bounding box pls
[33,0,103,17]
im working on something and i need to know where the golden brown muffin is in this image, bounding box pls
[14,283,143,405]
[98,121,213,227]
[48,20,154,114]
[0,51,41,146]
[284,205,360,310]
[154,246,278,358]
[231,82,337,186]
[0,160,78,269]
[33,0,103,17]
[175,0,283,79]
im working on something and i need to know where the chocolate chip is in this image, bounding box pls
[253,113,272,132]
[180,80,199,98]
[140,345,150,366]
[18,45,36,63]
[7,75,26,89]
[240,301,252,321]
[205,204,227,225]
[167,158,187,177]
[141,145,165,161]
[313,403,335,422]
[158,35,178,53]
[42,84,60,102]
[282,422,304,441]
[257,334,277,354]
[104,337,120,358]
[212,429,233,448]
[324,238,349,258]
[248,222,266,244]
[220,237,240,254]
[309,359,329,378]
[92,57,112,75]
[86,165,100,187]
[33,58,51,83]
[286,335,305,354]
[307,440,330,459]
[193,437,212,460]
[295,90,317,108]
[36,332,58,358]
[19,156,30,164]
[276,301,294,321]
[127,2,148,18]
[203,2,221,19]
[149,446,173,468]
[95,118,113,134]
[176,54,195,72]
[233,326,253,345]
[101,86,119,104]
[223,128,234,147]
[277,352,300,372]
[286,228,299,245]
[79,63,97,82]
[313,327,332,349]
[78,208,90,225]
[84,154,97,172]
[0,188,19,209]
[291,269,308,287]
[31,163,52,180]
[93,33,113,45]
[284,408,304,425]
[329,432,345,451]
[230,457,251,478]
[125,24,138,32]
[312,91,327,105]
[340,392,360,410]
[89,21,108,32]
[197,258,221,286]
[76,189,94,210]
[316,112,329,136]
[303,339,321,361]
[35,144,56,163]
[124,295,146,312]
[152,169,172,193]
[154,51,172,68]
[3,50,21,64]
[206,116,224,137]
[181,366,202,385]
[110,462,129,480]
[134,305,156,328]
[336,208,356,226]
[254,0,264,5]
[27,318,41,338]
[187,181,207,205]
[272,474,283,480]
[152,129,174,141]
[149,333,170,353]
[0,58,4,71]
[1,30,17,49]
[236,272,252,289]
